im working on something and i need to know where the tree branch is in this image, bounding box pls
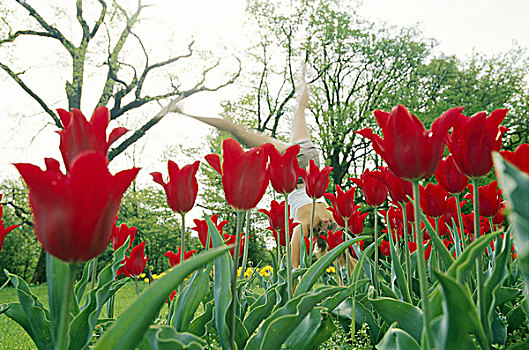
[0,62,61,128]
[14,0,74,53]
[0,30,55,45]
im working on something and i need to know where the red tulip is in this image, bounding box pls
[268,145,301,194]
[111,220,137,251]
[380,205,404,231]
[303,235,316,255]
[443,197,467,227]
[299,159,333,199]
[350,169,387,207]
[0,194,19,252]
[57,106,128,171]
[465,181,502,218]
[355,105,462,180]
[223,233,247,258]
[349,210,369,235]
[258,200,288,231]
[271,218,299,247]
[14,151,139,262]
[380,240,391,256]
[405,201,415,223]
[117,241,148,277]
[492,201,506,226]
[320,230,344,250]
[423,216,449,239]
[164,247,197,267]
[151,160,200,214]
[377,166,412,204]
[435,155,469,194]
[206,138,271,211]
[501,143,529,175]
[419,183,448,218]
[191,214,229,249]
[168,290,178,303]
[447,109,508,178]
[408,241,431,260]
[324,185,356,221]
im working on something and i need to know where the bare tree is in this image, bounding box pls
[0,0,241,161]
[0,0,240,283]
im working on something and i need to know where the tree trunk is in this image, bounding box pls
[30,248,47,284]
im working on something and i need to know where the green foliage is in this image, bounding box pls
[0,180,40,285]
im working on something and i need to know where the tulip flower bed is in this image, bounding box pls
[1,104,529,350]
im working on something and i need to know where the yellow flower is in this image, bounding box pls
[259,265,273,277]
[140,273,146,278]
[144,278,149,283]
[326,266,336,274]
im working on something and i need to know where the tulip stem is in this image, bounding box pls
[56,263,76,350]
[401,203,413,298]
[373,207,379,295]
[344,218,352,285]
[412,180,434,349]
[309,198,316,264]
[455,195,467,251]
[229,210,245,349]
[285,194,293,300]
[89,257,98,291]
[180,213,186,266]
[240,210,251,281]
[471,177,488,338]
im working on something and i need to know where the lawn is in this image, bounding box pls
[0,280,151,349]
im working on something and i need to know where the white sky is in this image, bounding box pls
[1,0,528,184]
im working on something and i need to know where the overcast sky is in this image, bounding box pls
[0,0,528,182]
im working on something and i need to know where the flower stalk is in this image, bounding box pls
[373,207,379,294]
[401,204,412,297]
[471,177,487,335]
[309,198,316,263]
[229,210,245,349]
[240,210,251,280]
[56,263,76,350]
[285,194,293,300]
[412,180,434,348]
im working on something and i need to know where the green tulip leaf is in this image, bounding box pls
[494,154,529,298]
[507,303,526,333]
[3,272,53,350]
[434,271,488,350]
[284,307,337,350]
[484,233,511,341]
[387,218,411,303]
[187,299,215,337]
[376,323,420,350]
[370,297,423,343]
[93,245,231,350]
[206,215,235,350]
[245,286,341,350]
[420,212,454,268]
[295,236,368,296]
[430,229,502,318]
[243,284,281,336]
[496,287,522,307]
[69,239,129,349]
[330,296,380,343]
[138,325,206,350]
[73,258,94,305]
[491,309,507,345]
[171,264,212,332]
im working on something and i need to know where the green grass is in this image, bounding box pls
[0,280,150,349]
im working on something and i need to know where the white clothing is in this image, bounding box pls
[288,187,324,221]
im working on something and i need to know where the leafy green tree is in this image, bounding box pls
[0,179,40,284]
